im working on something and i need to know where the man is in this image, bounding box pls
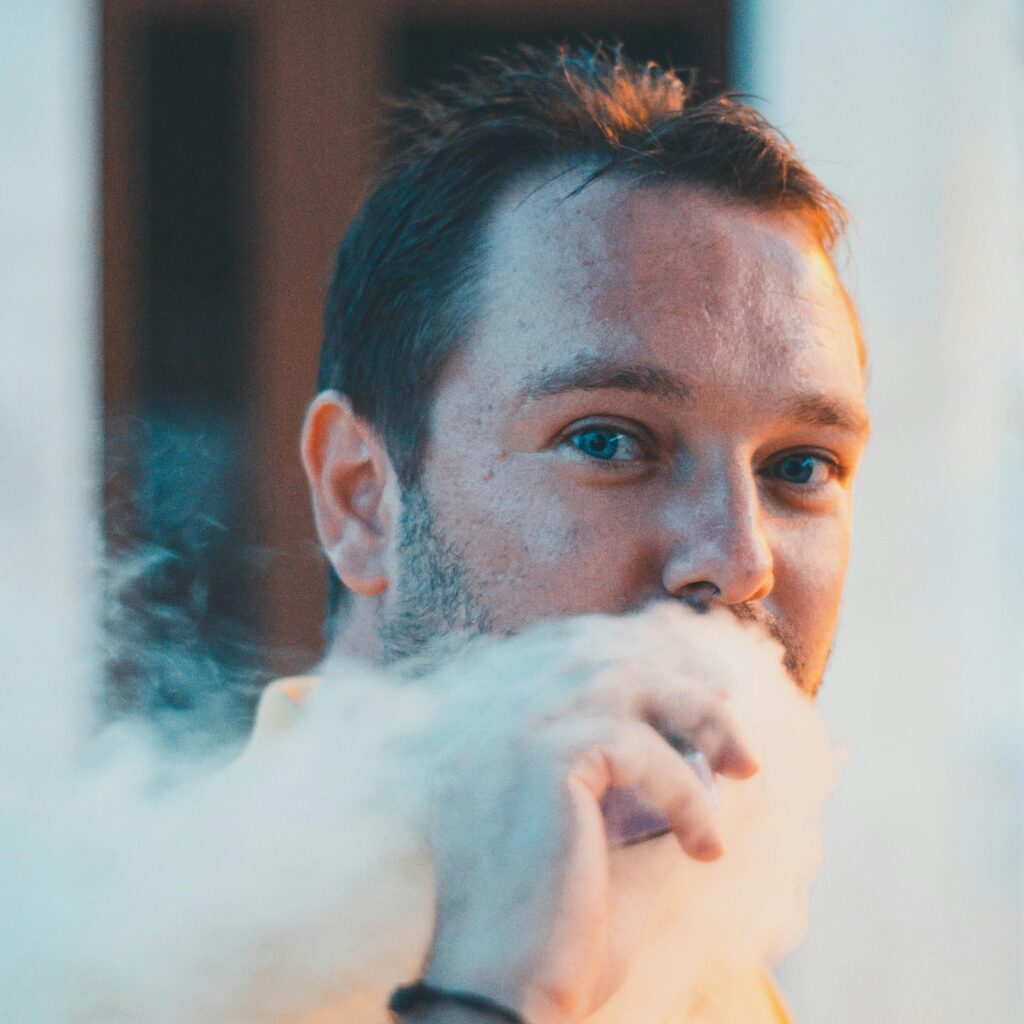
[252,45,869,1024]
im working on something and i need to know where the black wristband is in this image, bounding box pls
[389,981,526,1023]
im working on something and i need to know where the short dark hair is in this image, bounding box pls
[318,44,849,617]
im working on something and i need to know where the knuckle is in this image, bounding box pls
[690,700,737,744]
[665,778,702,821]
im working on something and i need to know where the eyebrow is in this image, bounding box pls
[783,393,872,439]
[515,355,871,439]
[517,356,693,403]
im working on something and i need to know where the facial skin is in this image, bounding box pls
[304,173,869,693]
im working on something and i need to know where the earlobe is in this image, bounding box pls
[300,391,392,598]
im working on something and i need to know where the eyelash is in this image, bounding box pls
[561,422,655,468]
[760,450,845,490]
[561,423,846,487]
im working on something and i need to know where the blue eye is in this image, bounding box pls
[570,428,636,461]
[770,454,834,486]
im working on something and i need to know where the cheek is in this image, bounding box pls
[770,513,851,637]
[425,458,661,620]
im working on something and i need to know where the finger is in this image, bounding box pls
[567,719,724,862]
[644,693,758,780]
[583,662,758,780]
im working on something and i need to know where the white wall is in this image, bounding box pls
[0,1,100,779]
[735,1,1024,1020]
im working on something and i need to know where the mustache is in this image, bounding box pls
[670,590,811,693]
[729,602,807,685]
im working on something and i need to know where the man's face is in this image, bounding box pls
[378,176,869,692]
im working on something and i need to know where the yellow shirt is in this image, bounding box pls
[248,678,793,1024]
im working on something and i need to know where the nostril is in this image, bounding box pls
[676,580,721,613]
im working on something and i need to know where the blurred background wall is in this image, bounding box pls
[735,2,1024,1020]
[1,1,100,779]
[2,0,1022,1020]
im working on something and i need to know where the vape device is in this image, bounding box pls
[601,751,717,846]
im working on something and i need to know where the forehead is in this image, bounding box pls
[464,173,864,408]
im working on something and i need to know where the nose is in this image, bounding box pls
[661,466,774,608]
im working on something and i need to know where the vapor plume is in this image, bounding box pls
[0,601,839,1023]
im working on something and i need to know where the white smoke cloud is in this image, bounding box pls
[0,603,839,1024]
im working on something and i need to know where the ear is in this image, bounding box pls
[300,391,393,598]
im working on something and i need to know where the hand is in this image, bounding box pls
[411,606,759,1024]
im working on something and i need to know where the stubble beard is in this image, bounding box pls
[376,485,494,665]
[376,485,824,693]
[727,600,821,696]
